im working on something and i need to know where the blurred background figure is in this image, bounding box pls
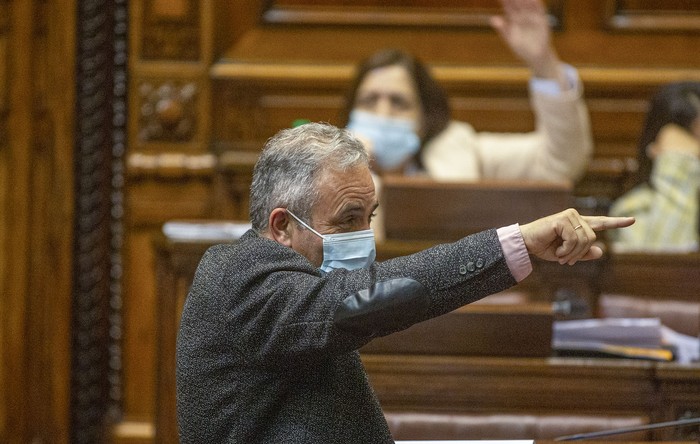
[608,81,700,252]
[341,0,592,184]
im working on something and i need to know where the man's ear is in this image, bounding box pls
[268,208,293,246]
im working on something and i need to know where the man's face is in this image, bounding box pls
[354,64,423,133]
[290,165,378,268]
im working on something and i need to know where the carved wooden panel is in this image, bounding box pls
[264,0,564,28]
[140,0,200,60]
[606,0,700,31]
[137,79,200,142]
[130,1,211,149]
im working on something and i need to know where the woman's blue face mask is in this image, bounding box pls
[347,110,421,170]
[287,209,376,274]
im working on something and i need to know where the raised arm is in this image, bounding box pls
[490,0,568,89]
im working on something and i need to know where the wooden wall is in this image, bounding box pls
[1,1,128,443]
[1,1,76,443]
[2,1,700,443]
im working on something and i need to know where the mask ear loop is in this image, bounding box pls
[286,209,325,239]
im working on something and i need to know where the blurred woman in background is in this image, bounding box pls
[608,81,700,252]
[340,0,592,184]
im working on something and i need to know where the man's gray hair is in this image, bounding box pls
[249,122,369,231]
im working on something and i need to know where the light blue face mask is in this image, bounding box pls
[347,110,421,170]
[287,210,376,274]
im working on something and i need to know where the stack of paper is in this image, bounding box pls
[552,318,674,361]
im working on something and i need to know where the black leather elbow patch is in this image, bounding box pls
[333,278,430,336]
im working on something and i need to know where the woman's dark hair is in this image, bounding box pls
[633,81,700,187]
[339,49,451,149]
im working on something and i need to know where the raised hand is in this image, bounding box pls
[490,0,561,80]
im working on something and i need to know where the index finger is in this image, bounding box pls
[582,216,635,231]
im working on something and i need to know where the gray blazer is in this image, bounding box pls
[176,228,516,443]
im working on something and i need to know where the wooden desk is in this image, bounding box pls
[153,231,700,444]
[362,354,700,441]
[600,252,700,302]
[381,176,573,242]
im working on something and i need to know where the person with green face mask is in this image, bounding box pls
[609,81,700,252]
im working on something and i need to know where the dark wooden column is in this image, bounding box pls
[72,0,127,442]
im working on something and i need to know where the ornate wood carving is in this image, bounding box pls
[263,0,564,29]
[110,0,128,426]
[605,0,700,32]
[137,80,199,142]
[140,0,200,60]
[73,0,127,442]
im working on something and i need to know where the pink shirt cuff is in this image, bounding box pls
[497,224,532,282]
